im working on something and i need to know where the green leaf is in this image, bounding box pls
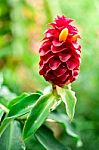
[8,93,41,118]
[25,134,45,150]
[48,113,82,147]
[22,93,56,140]
[35,125,68,150]
[0,121,25,150]
[8,92,29,109]
[0,93,41,136]
[36,90,43,95]
[0,118,12,137]
[57,87,77,121]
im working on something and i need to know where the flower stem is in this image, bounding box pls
[52,84,57,95]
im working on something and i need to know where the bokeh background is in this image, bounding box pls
[0,0,99,149]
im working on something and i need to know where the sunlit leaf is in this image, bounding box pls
[22,93,56,140]
[0,93,41,136]
[8,92,29,109]
[57,87,77,121]
[36,90,43,95]
[8,93,41,118]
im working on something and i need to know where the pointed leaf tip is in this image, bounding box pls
[57,87,77,121]
[22,93,56,140]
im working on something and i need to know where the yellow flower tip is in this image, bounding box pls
[71,34,79,42]
[59,28,68,42]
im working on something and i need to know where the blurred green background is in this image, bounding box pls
[0,0,99,149]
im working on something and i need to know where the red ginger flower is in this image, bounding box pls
[39,16,81,87]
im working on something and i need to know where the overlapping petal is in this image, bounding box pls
[39,16,81,87]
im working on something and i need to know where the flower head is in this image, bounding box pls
[39,16,81,87]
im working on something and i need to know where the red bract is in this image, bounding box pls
[39,16,81,87]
